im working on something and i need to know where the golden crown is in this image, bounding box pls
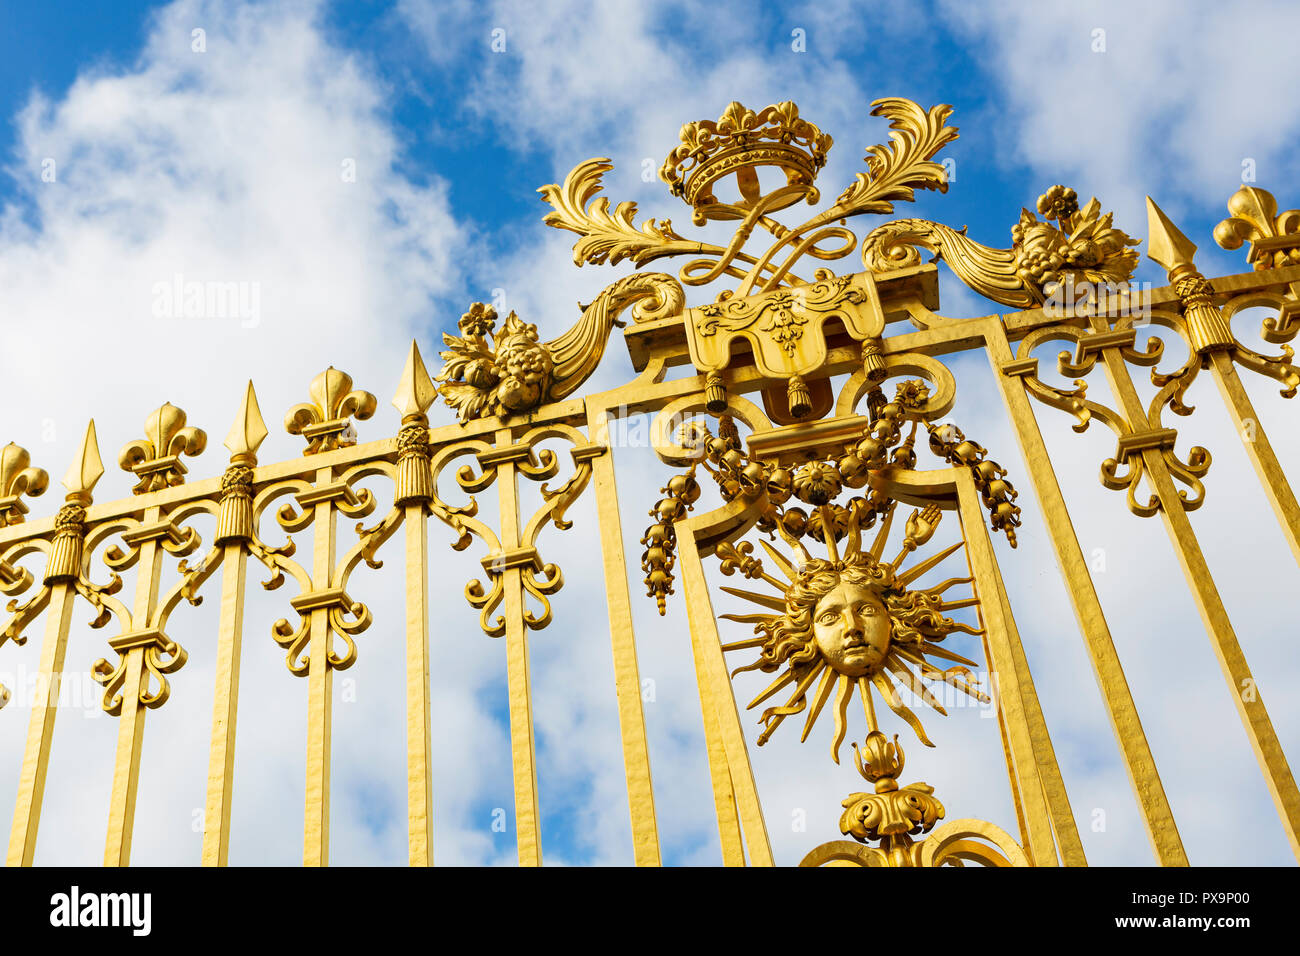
[659,101,832,224]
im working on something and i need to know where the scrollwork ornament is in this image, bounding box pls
[436,273,684,423]
[862,186,1140,309]
[92,629,188,715]
[539,97,959,302]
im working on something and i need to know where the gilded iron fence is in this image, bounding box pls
[1,97,1298,866]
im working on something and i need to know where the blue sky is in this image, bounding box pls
[3,1,1289,304]
[0,0,1298,866]
[0,1,1215,306]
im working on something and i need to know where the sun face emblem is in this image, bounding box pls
[720,503,990,761]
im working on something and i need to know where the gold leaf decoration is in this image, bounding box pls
[538,158,700,267]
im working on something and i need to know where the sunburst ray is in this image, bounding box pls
[844,503,864,557]
[820,505,840,563]
[857,676,878,732]
[802,665,837,743]
[719,612,777,625]
[895,540,964,587]
[830,674,853,763]
[748,668,796,710]
[921,575,974,595]
[757,664,824,744]
[920,661,989,702]
[718,502,989,759]
[774,520,814,565]
[871,669,935,747]
[885,657,947,715]
[720,585,785,611]
[721,634,771,656]
[903,641,978,668]
[758,539,797,581]
[868,500,897,561]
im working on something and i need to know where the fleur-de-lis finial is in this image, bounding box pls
[285,367,378,455]
[1214,184,1300,270]
[0,443,49,527]
[118,403,208,495]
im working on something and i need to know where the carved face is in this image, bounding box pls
[811,580,890,677]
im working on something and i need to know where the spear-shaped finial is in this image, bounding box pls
[393,341,437,506]
[216,382,266,545]
[63,420,104,504]
[1145,196,1199,279]
[1146,196,1233,353]
[392,340,438,424]
[225,381,269,465]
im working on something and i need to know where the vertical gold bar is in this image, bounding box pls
[678,524,774,866]
[403,501,434,866]
[104,651,147,866]
[1149,459,1300,858]
[7,582,75,866]
[988,539,1087,865]
[495,428,542,867]
[303,466,337,867]
[104,503,164,867]
[986,324,1187,865]
[392,356,438,866]
[1208,349,1300,567]
[986,653,1031,855]
[680,569,745,866]
[957,479,1058,866]
[586,406,660,866]
[201,543,245,866]
[502,565,541,866]
[698,682,745,866]
[1092,324,1300,859]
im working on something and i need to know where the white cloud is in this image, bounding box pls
[940,0,1300,238]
